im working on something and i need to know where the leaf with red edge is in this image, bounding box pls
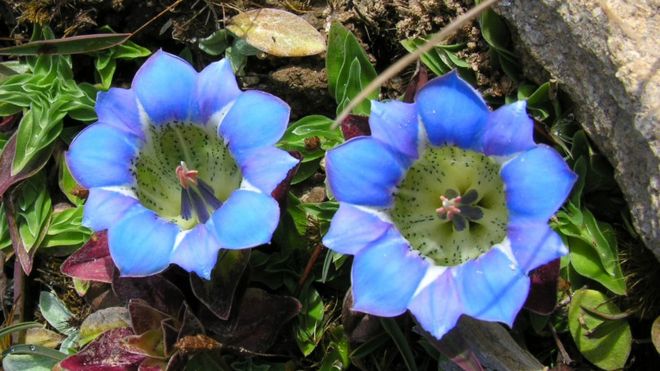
[524,259,560,315]
[190,249,250,320]
[113,274,185,316]
[340,115,370,140]
[59,327,146,371]
[123,329,166,359]
[0,132,53,198]
[4,197,37,274]
[128,299,172,335]
[177,303,205,339]
[207,288,301,354]
[61,231,115,283]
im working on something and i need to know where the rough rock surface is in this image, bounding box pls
[495,0,659,259]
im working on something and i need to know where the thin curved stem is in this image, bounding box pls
[333,0,500,126]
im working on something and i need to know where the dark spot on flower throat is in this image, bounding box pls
[130,121,241,229]
[390,146,508,266]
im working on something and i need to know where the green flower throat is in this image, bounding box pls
[390,146,508,267]
[130,122,241,229]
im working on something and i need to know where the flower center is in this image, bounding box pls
[390,146,508,266]
[131,122,241,229]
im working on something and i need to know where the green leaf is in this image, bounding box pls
[652,316,660,354]
[58,154,85,205]
[2,354,60,371]
[380,318,419,371]
[401,38,474,82]
[225,45,248,75]
[350,332,389,359]
[326,23,378,113]
[0,33,131,56]
[41,206,91,249]
[12,103,67,174]
[336,58,369,115]
[199,29,230,56]
[16,173,52,252]
[568,237,626,295]
[38,291,76,336]
[93,38,150,88]
[568,289,631,370]
[0,203,12,250]
[0,321,43,338]
[295,285,325,356]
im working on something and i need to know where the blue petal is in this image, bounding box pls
[239,147,299,194]
[416,71,489,150]
[457,247,530,326]
[83,189,138,231]
[323,203,391,255]
[482,101,535,156]
[170,224,221,279]
[196,59,242,124]
[351,229,428,316]
[501,145,577,223]
[95,88,144,139]
[108,206,178,277]
[408,269,463,339]
[326,137,407,207]
[370,100,419,160]
[219,90,289,160]
[132,50,198,124]
[508,222,568,273]
[210,190,279,249]
[66,124,139,188]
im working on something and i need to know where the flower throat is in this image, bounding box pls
[390,146,509,266]
[130,122,241,228]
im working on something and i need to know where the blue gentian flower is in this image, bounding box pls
[323,72,577,339]
[66,51,298,279]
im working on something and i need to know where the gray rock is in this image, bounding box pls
[495,0,660,260]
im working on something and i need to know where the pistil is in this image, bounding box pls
[177,161,222,223]
[436,195,462,220]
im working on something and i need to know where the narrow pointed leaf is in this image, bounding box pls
[0,33,131,56]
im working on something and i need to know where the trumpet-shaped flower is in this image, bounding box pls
[323,72,577,339]
[66,51,298,279]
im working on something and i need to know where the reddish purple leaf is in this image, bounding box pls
[190,249,250,321]
[128,299,172,336]
[59,327,146,371]
[0,114,18,131]
[340,114,370,140]
[113,274,185,316]
[138,358,167,371]
[524,259,560,315]
[270,151,301,203]
[206,288,301,354]
[403,66,429,103]
[61,231,115,283]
